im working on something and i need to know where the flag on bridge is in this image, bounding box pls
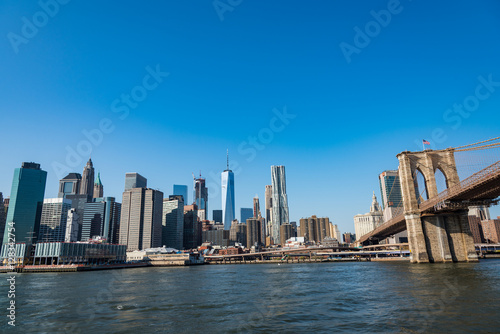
[423,140,431,145]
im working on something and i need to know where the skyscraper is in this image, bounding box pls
[213,209,223,224]
[38,198,72,242]
[221,151,235,230]
[119,186,163,251]
[271,165,289,244]
[378,170,403,222]
[2,162,47,245]
[162,195,184,250]
[240,208,253,224]
[246,218,262,248]
[93,172,104,198]
[253,195,261,218]
[79,158,95,198]
[183,205,201,249]
[81,197,121,243]
[124,173,147,191]
[173,184,188,204]
[354,192,383,240]
[58,173,81,198]
[194,175,208,212]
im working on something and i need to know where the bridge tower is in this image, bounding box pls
[397,148,477,263]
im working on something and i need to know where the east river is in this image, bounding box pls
[2,260,500,333]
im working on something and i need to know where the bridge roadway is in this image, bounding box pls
[359,160,500,244]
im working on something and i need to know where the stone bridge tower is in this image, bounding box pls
[397,148,477,263]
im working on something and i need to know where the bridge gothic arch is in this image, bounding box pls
[397,148,477,263]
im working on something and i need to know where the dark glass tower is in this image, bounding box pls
[2,162,47,245]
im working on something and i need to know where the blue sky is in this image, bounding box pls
[1,0,500,234]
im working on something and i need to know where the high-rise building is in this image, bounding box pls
[379,170,403,222]
[38,198,72,242]
[354,192,383,241]
[173,184,188,205]
[265,185,272,226]
[246,218,262,248]
[81,197,121,243]
[2,162,47,245]
[183,205,201,249]
[253,195,261,218]
[230,221,247,246]
[280,223,293,246]
[468,215,484,244]
[222,152,235,230]
[65,208,79,242]
[194,175,208,213]
[343,232,355,244]
[93,172,104,198]
[119,187,163,251]
[79,158,95,198]
[299,216,331,244]
[213,209,223,224]
[162,195,184,250]
[124,173,147,191]
[271,165,289,243]
[481,219,500,244]
[65,194,90,241]
[240,208,253,225]
[58,173,81,198]
[0,193,5,248]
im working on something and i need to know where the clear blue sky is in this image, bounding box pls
[1,0,500,234]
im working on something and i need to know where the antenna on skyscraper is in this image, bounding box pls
[226,149,229,170]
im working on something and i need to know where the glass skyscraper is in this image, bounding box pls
[38,198,72,242]
[240,208,253,224]
[271,165,289,244]
[221,154,235,230]
[2,162,47,245]
[173,184,188,204]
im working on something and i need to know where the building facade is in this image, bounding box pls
[354,192,384,241]
[124,173,147,191]
[246,218,262,248]
[222,162,235,230]
[194,176,208,213]
[2,162,47,245]
[240,208,253,225]
[38,198,72,243]
[173,184,188,205]
[213,209,223,224]
[79,158,95,199]
[119,187,163,251]
[58,173,82,198]
[271,166,289,244]
[378,170,403,222]
[162,195,184,250]
[93,172,104,198]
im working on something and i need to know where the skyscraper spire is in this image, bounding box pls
[226,149,229,170]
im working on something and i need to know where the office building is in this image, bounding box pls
[230,221,247,247]
[79,158,95,198]
[271,166,289,243]
[213,209,223,224]
[81,197,121,243]
[378,170,403,221]
[354,192,384,241]
[265,185,272,230]
[173,184,188,204]
[202,229,230,247]
[124,173,147,191]
[93,172,104,198]
[183,205,201,249]
[2,162,47,245]
[119,187,163,251]
[253,195,261,218]
[64,208,79,242]
[194,175,208,213]
[280,223,293,246]
[162,195,184,250]
[58,173,82,198]
[343,232,356,244]
[222,152,235,230]
[246,218,262,248]
[299,216,331,244]
[38,198,72,243]
[240,208,253,225]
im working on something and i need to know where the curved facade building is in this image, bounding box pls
[271,165,289,244]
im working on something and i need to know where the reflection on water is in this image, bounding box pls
[1,260,500,333]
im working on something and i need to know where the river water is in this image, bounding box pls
[2,260,500,333]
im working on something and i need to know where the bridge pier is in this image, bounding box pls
[406,211,477,263]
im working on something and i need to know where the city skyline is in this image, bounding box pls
[2,1,500,235]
